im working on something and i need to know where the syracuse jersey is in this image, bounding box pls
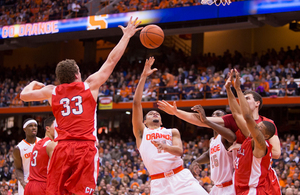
[28,137,51,182]
[17,138,41,195]
[234,137,272,194]
[210,135,234,185]
[138,127,183,175]
[51,82,97,141]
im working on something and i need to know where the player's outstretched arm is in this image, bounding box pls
[86,17,143,92]
[20,81,54,104]
[225,70,250,138]
[13,147,27,188]
[132,57,156,148]
[192,105,236,144]
[157,100,224,128]
[151,128,183,156]
[234,69,266,158]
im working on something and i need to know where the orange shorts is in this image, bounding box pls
[46,140,99,195]
[25,180,46,195]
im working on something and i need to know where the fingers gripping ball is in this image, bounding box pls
[140,25,164,49]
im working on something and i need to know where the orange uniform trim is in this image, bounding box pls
[215,180,233,188]
[150,165,184,180]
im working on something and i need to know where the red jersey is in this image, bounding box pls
[234,137,272,194]
[28,137,51,182]
[52,82,97,141]
[222,114,278,144]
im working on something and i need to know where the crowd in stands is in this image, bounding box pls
[0,131,299,195]
[0,45,299,108]
[0,0,242,27]
[106,0,238,14]
[0,0,89,27]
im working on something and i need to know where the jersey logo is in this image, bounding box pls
[210,144,220,155]
[24,152,32,159]
[146,133,171,141]
[85,187,94,194]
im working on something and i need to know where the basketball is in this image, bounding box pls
[140,25,164,49]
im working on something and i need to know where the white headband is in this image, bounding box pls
[23,120,37,129]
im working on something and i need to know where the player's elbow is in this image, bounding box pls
[228,134,237,144]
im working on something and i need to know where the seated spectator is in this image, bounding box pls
[119,83,131,102]
[278,78,287,96]
[243,76,253,90]
[210,80,221,98]
[171,82,183,100]
[287,77,298,96]
[183,80,195,100]
[257,77,269,96]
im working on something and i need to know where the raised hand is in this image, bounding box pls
[118,17,143,38]
[224,69,233,90]
[142,57,157,77]
[191,105,207,123]
[233,69,241,89]
[157,100,178,115]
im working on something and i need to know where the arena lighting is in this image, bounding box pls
[125,111,131,115]
[1,0,300,39]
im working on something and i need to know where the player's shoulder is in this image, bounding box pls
[260,115,275,123]
[171,128,180,135]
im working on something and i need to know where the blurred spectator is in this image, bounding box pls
[287,77,298,96]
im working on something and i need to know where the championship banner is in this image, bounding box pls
[98,96,113,110]
[0,0,300,39]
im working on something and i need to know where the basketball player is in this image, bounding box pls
[157,82,280,158]
[24,116,56,195]
[132,57,208,195]
[20,17,142,195]
[13,118,41,195]
[231,69,276,194]
[189,108,236,195]
[226,69,281,195]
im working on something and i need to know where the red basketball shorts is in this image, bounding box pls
[46,140,99,195]
[24,180,46,195]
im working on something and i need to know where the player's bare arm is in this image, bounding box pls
[151,128,183,156]
[46,141,58,160]
[13,146,26,188]
[192,105,236,146]
[20,81,54,104]
[225,70,250,138]
[234,69,266,158]
[269,135,281,159]
[132,57,156,148]
[157,100,224,128]
[86,17,143,100]
[189,151,209,177]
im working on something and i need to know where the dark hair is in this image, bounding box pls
[212,110,226,117]
[262,121,275,140]
[55,59,78,84]
[44,116,55,130]
[244,90,263,110]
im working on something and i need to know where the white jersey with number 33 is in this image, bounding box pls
[210,135,234,185]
